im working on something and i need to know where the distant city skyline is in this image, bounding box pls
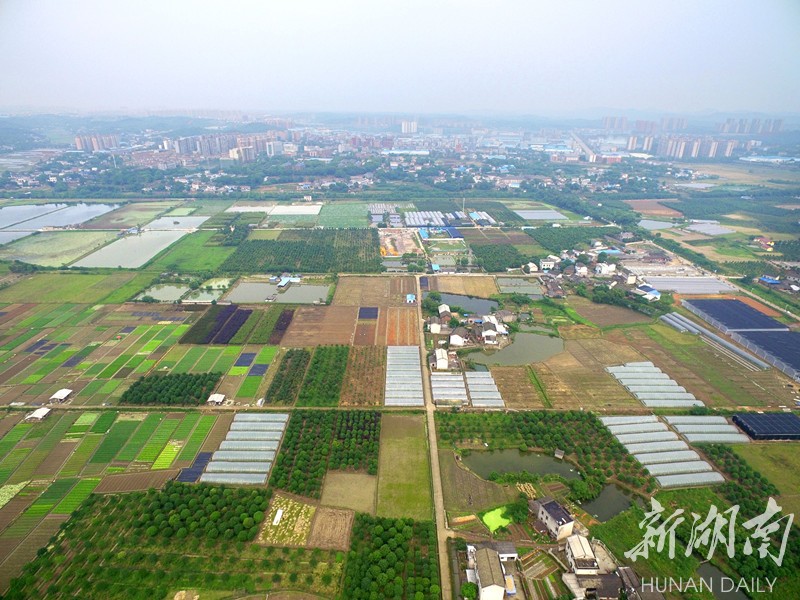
[1,0,798,115]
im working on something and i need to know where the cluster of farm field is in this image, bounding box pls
[0,409,218,588]
[0,301,284,407]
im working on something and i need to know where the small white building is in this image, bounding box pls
[438,303,451,317]
[481,322,498,345]
[207,393,225,406]
[434,348,448,371]
[526,261,539,273]
[25,407,51,422]
[532,497,574,540]
[566,535,600,576]
[595,263,617,276]
[540,257,558,270]
[450,327,469,347]
[475,547,505,600]
[429,322,442,335]
[49,389,73,403]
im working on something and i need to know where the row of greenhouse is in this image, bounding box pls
[198,412,289,485]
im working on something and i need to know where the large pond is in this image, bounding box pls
[466,332,564,366]
[696,563,749,600]
[581,485,640,522]
[0,203,118,230]
[423,292,498,314]
[73,230,187,268]
[461,449,580,480]
[225,282,330,304]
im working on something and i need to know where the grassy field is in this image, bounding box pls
[734,443,800,517]
[321,472,377,514]
[0,272,142,303]
[438,450,515,514]
[0,231,116,267]
[317,203,369,228]
[376,414,432,521]
[247,229,282,240]
[147,229,236,272]
[84,201,178,228]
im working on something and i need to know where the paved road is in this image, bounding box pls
[415,275,455,600]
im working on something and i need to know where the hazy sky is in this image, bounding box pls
[1,0,798,115]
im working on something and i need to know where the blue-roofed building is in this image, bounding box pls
[431,264,440,272]
[406,293,416,304]
[759,276,781,285]
[635,284,661,301]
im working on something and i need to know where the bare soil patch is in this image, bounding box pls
[353,323,377,346]
[491,366,546,408]
[333,276,416,306]
[340,347,385,406]
[281,306,357,346]
[430,275,498,297]
[568,296,651,327]
[94,470,179,493]
[308,506,354,551]
[624,198,682,217]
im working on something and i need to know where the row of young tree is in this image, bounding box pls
[296,345,350,407]
[265,349,311,405]
[119,372,221,406]
[340,514,440,600]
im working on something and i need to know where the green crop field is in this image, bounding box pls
[0,273,141,304]
[176,415,216,461]
[52,478,101,515]
[135,419,180,463]
[89,420,139,464]
[59,435,102,477]
[116,414,164,462]
[151,442,181,470]
[376,414,432,521]
[317,203,369,227]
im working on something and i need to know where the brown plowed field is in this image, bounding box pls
[624,198,682,217]
[32,440,78,478]
[94,469,178,493]
[430,276,498,298]
[0,492,37,532]
[333,276,417,306]
[281,306,358,346]
[491,366,546,408]
[376,307,419,346]
[307,507,354,551]
[0,515,67,593]
[353,323,377,345]
[568,296,652,327]
[460,228,532,246]
[340,347,385,406]
[200,413,234,452]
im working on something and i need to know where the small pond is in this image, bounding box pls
[423,292,498,314]
[461,449,580,481]
[466,332,564,366]
[136,284,190,302]
[581,484,641,522]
